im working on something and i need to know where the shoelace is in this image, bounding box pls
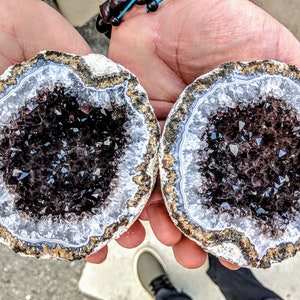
[150,274,177,295]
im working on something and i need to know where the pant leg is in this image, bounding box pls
[207,254,282,300]
[155,288,193,300]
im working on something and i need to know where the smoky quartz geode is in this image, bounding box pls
[160,60,300,268]
[0,51,159,260]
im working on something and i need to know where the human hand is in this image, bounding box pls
[0,0,147,264]
[0,0,92,71]
[106,0,300,269]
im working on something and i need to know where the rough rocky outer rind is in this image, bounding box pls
[0,51,159,260]
[160,60,300,268]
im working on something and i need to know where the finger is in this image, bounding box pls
[139,179,161,221]
[147,201,182,246]
[172,236,207,269]
[150,99,176,121]
[86,245,108,264]
[116,219,146,248]
[139,206,149,221]
[219,258,240,270]
[146,180,182,245]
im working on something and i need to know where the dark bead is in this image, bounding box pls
[109,0,131,11]
[135,0,148,5]
[110,16,121,26]
[96,14,112,33]
[104,29,112,39]
[147,1,158,12]
[99,1,113,23]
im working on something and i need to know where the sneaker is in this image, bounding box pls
[134,247,177,298]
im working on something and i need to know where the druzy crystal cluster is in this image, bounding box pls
[160,61,300,268]
[1,84,129,221]
[0,53,299,268]
[200,96,300,236]
[0,51,159,260]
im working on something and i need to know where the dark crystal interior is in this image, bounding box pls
[0,84,129,221]
[199,96,300,231]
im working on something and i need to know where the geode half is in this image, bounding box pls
[160,60,300,268]
[0,51,159,260]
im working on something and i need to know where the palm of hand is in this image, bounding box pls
[0,0,91,72]
[109,0,300,268]
[110,0,300,120]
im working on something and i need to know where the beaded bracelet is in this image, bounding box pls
[96,0,163,38]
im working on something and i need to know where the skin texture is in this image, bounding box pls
[0,0,145,264]
[0,0,299,269]
[108,0,300,269]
